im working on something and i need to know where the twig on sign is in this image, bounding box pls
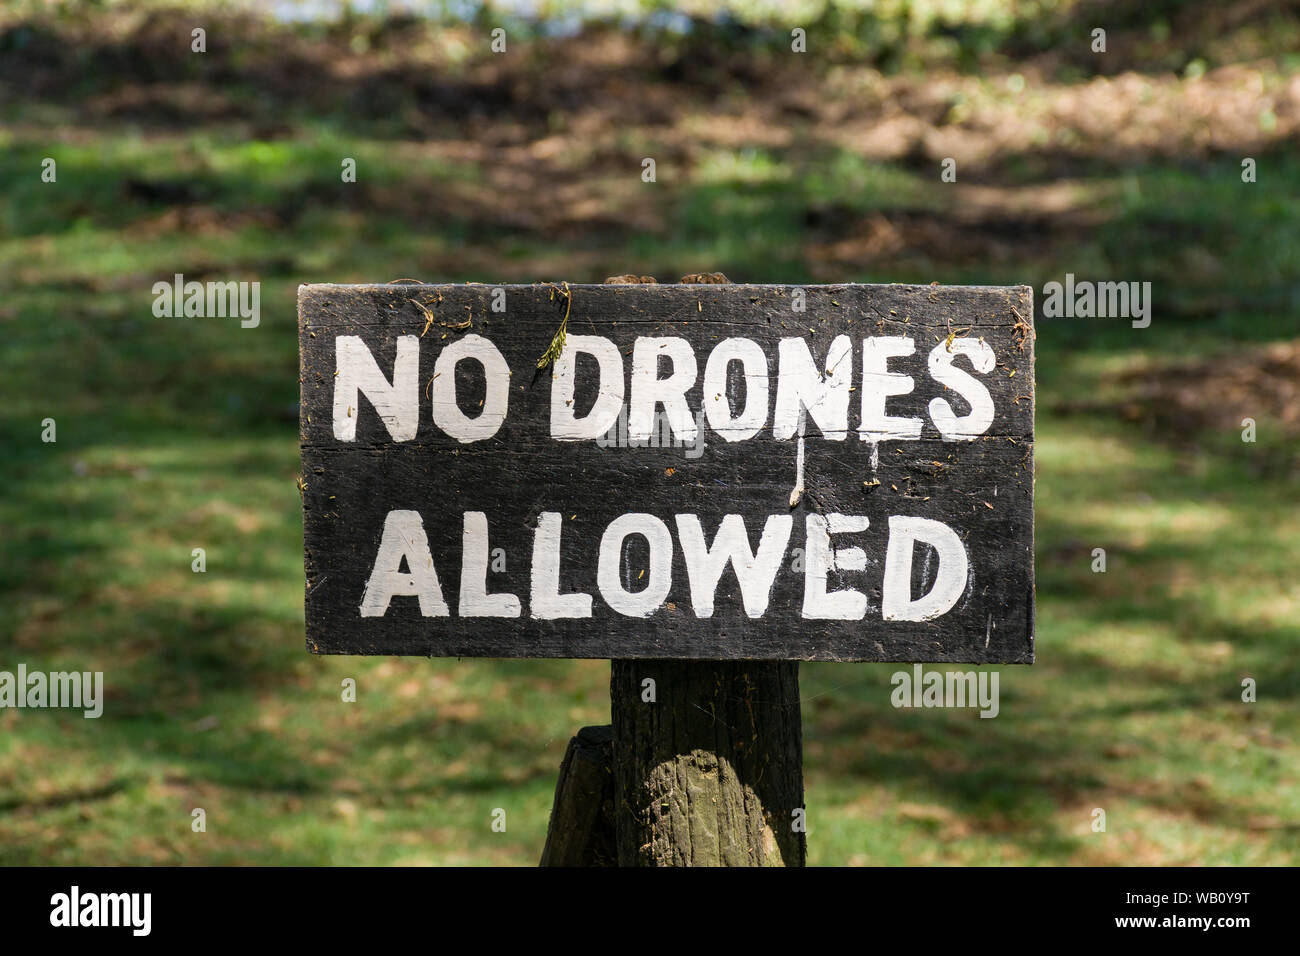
[411,298,437,337]
[412,295,466,337]
[537,281,573,370]
[1011,306,1035,352]
[943,325,971,352]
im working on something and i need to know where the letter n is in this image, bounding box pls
[333,335,419,441]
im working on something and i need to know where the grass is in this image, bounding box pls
[0,2,1297,865]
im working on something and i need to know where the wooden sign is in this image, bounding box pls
[298,282,1034,662]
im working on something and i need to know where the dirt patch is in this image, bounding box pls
[1059,340,1300,467]
[1119,340,1300,432]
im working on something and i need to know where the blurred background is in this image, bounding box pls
[0,0,1297,864]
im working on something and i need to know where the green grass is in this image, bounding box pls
[1,4,1297,865]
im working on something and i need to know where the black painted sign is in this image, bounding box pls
[298,283,1034,662]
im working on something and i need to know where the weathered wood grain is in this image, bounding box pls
[610,659,805,866]
[298,282,1035,662]
[539,724,616,867]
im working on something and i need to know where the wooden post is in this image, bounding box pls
[610,659,806,866]
[539,725,617,866]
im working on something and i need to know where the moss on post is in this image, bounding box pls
[610,660,806,867]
